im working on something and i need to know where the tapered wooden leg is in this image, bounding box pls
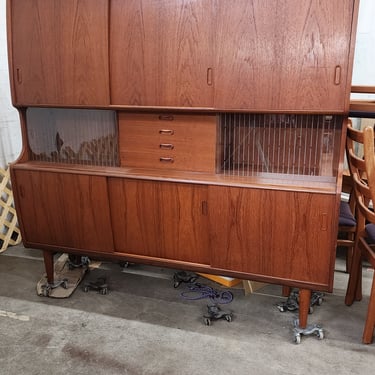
[43,251,54,284]
[298,289,311,329]
[282,286,291,297]
[362,275,375,344]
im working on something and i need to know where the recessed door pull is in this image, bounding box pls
[207,67,213,86]
[201,201,208,216]
[158,115,174,121]
[16,68,22,84]
[334,65,341,85]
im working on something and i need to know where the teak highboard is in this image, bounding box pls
[7,0,360,338]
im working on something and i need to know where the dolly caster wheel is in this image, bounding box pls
[83,277,108,295]
[173,271,198,288]
[68,256,90,270]
[41,278,68,297]
[225,315,232,322]
[294,334,301,344]
[203,304,233,326]
[317,329,324,340]
[292,319,324,344]
[42,285,51,297]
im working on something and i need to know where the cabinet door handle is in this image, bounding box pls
[158,115,174,121]
[201,201,208,216]
[207,68,213,86]
[19,185,25,198]
[334,65,341,85]
[159,129,174,135]
[320,213,328,231]
[16,68,22,84]
[159,143,174,150]
[159,157,174,163]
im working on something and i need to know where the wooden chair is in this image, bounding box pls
[345,123,375,344]
[337,172,357,273]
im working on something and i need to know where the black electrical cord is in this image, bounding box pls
[180,282,233,304]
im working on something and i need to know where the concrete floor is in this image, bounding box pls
[0,245,374,375]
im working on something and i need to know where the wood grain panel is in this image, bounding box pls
[215,0,355,111]
[13,170,114,252]
[11,0,109,105]
[208,186,337,286]
[109,178,210,264]
[110,0,213,107]
[119,113,217,172]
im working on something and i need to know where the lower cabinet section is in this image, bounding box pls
[12,168,338,290]
[108,178,210,264]
[12,170,114,252]
[208,186,336,286]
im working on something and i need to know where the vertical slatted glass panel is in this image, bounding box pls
[219,114,343,177]
[26,108,119,167]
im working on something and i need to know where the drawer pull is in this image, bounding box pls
[159,129,174,135]
[158,115,174,121]
[159,143,174,150]
[160,157,174,163]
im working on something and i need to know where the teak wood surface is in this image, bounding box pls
[6,0,360,331]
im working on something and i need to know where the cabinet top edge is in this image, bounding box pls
[11,162,337,195]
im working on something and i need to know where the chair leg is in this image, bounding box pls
[362,274,375,344]
[345,242,363,305]
[345,239,354,273]
[355,265,363,302]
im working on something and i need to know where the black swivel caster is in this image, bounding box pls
[68,255,90,270]
[173,271,198,288]
[277,290,324,314]
[203,304,233,326]
[83,277,108,295]
[41,278,68,297]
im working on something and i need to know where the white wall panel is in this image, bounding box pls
[0,0,21,169]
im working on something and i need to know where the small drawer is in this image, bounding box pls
[119,113,217,172]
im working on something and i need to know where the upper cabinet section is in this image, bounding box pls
[109,0,357,112]
[214,0,357,112]
[7,0,358,112]
[110,0,214,108]
[9,0,110,106]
